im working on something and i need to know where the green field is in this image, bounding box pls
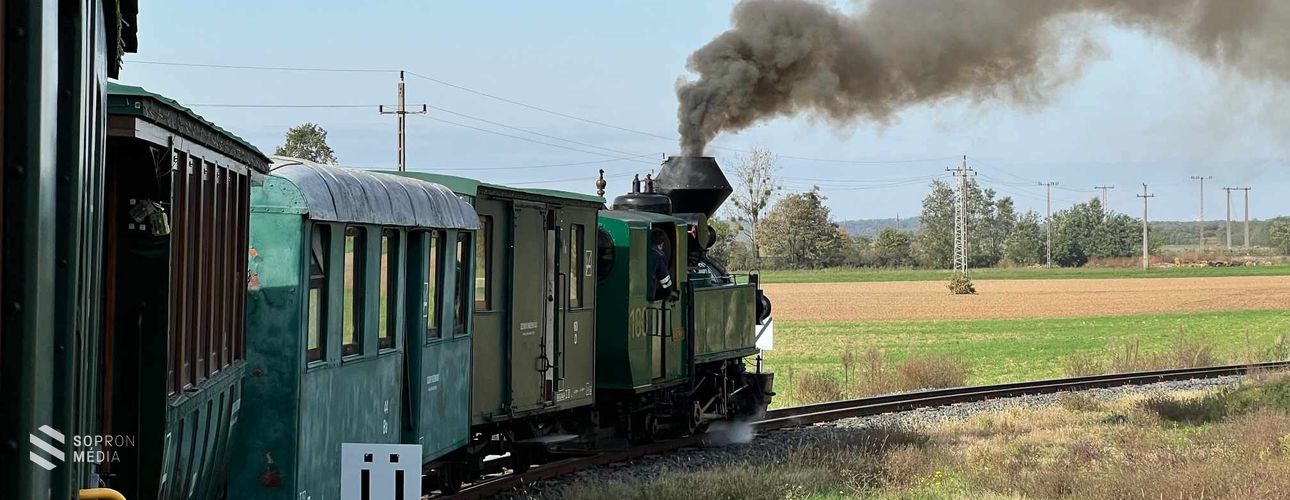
[763,309,1290,406]
[753,264,1290,284]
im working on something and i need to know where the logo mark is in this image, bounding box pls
[29,425,65,470]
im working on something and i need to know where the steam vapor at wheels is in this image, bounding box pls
[676,0,1290,155]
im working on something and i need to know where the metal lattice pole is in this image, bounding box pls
[947,156,974,276]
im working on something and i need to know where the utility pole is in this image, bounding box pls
[1236,187,1252,249]
[1095,185,1115,219]
[379,71,428,172]
[1222,187,1237,249]
[1190,175,1213,246]
[1137,184,1155,271]
[946,156,975,276]
[1039,181,1059,268]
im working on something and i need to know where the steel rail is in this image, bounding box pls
[441,361,1289,499]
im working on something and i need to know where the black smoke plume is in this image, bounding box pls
[677,0,1290,155]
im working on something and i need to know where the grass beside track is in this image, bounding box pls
[753,263,1290,284]
[559,374,1290,499]
[763,309,1290,407]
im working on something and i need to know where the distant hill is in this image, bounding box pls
[841,217,922,237]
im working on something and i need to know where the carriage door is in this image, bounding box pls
[543,210,559,402]
[510,203,552,410]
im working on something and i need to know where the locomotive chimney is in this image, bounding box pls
[653,156,732,217]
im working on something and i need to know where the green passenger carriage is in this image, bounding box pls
[102,83,270,499]
[232,158,478,499]
[392,171,603,472]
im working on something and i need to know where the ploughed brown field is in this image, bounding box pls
[762,275,1290,321]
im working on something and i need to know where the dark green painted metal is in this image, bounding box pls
[473,196,601,424]
[236,170,479,498]
[690,284,759,364]
[403,229,473,461]
[470,199,508,424]
[0,3,110,498]
[595,211,690,391]
[231,204,305,500]
[509,204,547,412]
[555,206,597,405]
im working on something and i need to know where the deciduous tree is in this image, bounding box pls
[761,187,846,269]
[1270,217,1290,254]
[874,228,914,267]
[727,147,781,268]
[275,122,338,163]
[1004,211,1045,266]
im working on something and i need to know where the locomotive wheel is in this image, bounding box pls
[686,401,703,435]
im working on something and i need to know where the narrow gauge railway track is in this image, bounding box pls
[441,361,1290,499]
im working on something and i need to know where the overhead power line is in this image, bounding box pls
[129,60,396,73]
[127,58,967,166]
[413,113,655,165]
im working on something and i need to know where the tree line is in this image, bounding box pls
[712,151,1164,270]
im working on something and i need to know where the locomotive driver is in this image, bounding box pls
[652,230,677,301]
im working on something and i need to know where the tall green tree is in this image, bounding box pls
[761,187,846,269]
[1051,198,1142,266]
[916,179,956,268]
[275,122,338,163]
[874,228,915,267]
[1270,217,1290,254]
[1004,211,1045,266]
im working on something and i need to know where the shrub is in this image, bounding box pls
[1062,352,1105,377]
[896,354,970,390]
[948,272,976,294]
[794,371,845,404]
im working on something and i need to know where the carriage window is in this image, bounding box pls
[342,226,366,356]
[307,225,330,362]
[570,224,585,308]
[378,229,398,350]
[474,216,493,311]
[456,233,472,336]
[426,231,444,339]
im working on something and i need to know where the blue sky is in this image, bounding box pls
[119,1,1288,221]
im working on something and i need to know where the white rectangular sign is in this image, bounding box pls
[755,318,774,351]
